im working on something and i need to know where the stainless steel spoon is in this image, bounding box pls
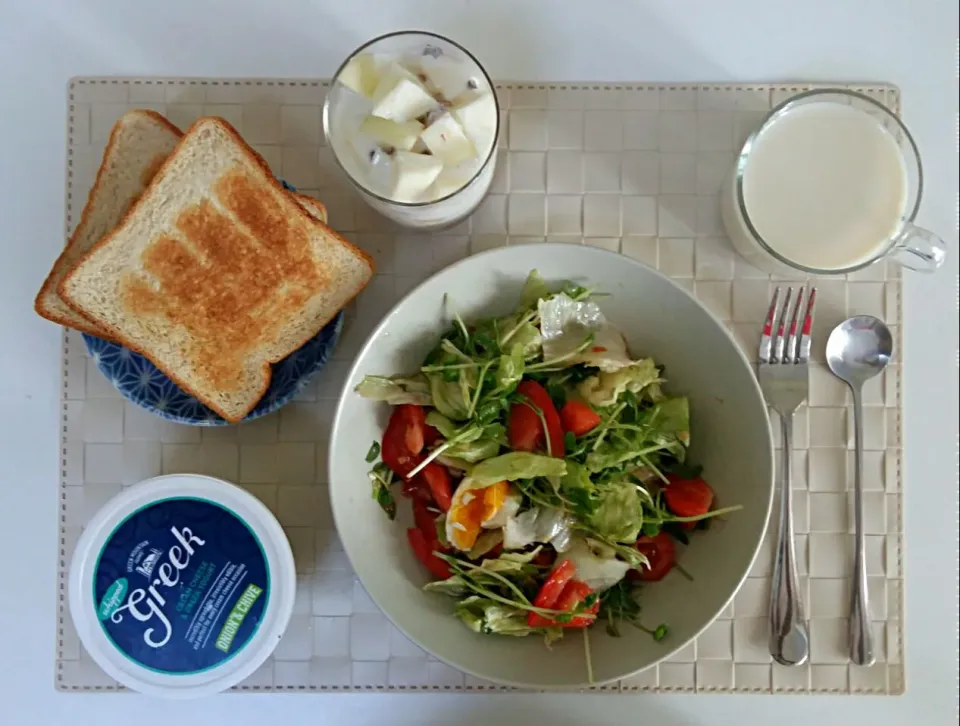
[826,315,892,666]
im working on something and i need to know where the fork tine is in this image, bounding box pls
[797,287,817,362]
[773,287,793,364]
[760,287,781,363]
[785,287,805,364]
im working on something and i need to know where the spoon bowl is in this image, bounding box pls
[825,315,893,385]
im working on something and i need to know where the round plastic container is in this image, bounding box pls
[68,474,296,698]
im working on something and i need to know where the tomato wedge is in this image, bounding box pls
[532,559,576,609]
[529,579,598,628]
[509,381,565,458]
[406,528,451,580]
[381,406,427,478]
[419,462,453,512]
[664,476,714,519]
[630,532,677,582]
[559,400,602,436]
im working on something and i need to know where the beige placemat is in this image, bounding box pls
[56,78,903,694]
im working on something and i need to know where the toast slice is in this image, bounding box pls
[35,111,330,341]
[60,117,373,422]
[35,110,181,339]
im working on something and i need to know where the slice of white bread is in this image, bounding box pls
[35,110,182,339]
[36,111,330,342]
[60,117,373,422]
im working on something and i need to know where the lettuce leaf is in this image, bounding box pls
[495,343,525,392]
[469,452,567,486]
[587,481,643,542]
[539,293,633,371]
[454,596,535,636]
[515,269,551,312]
[355,375,432,405]
[577,359,662,407]
[427,373,470,420]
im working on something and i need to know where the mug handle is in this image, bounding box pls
[889,222,948,272]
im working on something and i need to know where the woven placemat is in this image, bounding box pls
[56,78,904,694]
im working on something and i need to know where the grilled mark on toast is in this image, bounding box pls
[121,165,329,393]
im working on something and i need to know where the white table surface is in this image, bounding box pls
[0,1,956,723]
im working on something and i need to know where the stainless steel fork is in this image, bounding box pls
[758,286,816,666]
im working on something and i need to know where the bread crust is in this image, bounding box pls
[35,110,183,341]
[59,117,374,422]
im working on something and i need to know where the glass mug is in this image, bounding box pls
[720,89,947,276]
[323,31,500,230]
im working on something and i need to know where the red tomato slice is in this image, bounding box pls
[529,579,598,628]
[419,463,453,512]
[508,400,542,452]
[631,532,677,582]
[407,528,451,580]
[509,381,565,458]
[664,476,714,519]
[423,424,442,446]
[412,499,438,539]
[381,406,429,478]
[532,559,576,609]
[559,400,602,436]
[396,405,426,455]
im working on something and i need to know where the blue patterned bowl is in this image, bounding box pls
[82,181,343,426]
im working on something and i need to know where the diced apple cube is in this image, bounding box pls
[358,116,424,151]
[419,112,476,166]
[419,55,478,102]
[391,150,443,202]
[453,90,498,160]
[337,53,380,98]
[370,62,437,122]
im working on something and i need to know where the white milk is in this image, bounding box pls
[721,102,908,273]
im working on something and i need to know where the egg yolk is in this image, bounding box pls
[449,481,508,550]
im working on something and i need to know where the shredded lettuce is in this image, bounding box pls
[587,481,644,543]
[577,359,662,407]
[539,293,633,371]
[355,375,432,405]
[454,597,536,636]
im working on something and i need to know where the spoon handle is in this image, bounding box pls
[849,387,876,665]
[769,411,809,666]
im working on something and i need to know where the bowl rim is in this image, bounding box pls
[328,242,774,688]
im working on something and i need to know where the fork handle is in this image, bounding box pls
[769,411,810,666]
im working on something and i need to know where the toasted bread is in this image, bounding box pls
[60,117,373,422]
[36,111,330,341]
[35,110,181,339]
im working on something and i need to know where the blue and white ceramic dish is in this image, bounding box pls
[82,181,343,426]
[83,312,343,426]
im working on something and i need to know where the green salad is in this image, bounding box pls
[357,270,739,676]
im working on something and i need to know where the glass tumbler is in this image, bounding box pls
[323,30,501,231]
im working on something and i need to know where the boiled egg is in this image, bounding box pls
[445,479,511,551]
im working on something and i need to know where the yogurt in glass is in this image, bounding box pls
[323,31,500,230]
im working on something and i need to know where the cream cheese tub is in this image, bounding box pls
[68,474,296,698]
